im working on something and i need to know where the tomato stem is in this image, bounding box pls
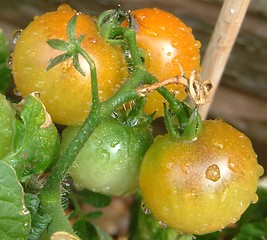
[76,47,99,105]
[40,68,146,237]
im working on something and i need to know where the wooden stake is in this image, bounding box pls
[199,0,251,119]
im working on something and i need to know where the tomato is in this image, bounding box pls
[12,4,128,125]
[139,120,263,235]
[0,93,15,159]
[61,117,153,196]
[129,8,201,117]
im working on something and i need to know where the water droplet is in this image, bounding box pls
[74,181,84,190]
[141,201,151,214]
[214,142,224,150]
[159,220,168,228]
[257,165,264,177]
[13,88,22,97]
[93,137,103,146]
[96,149,110,160]
[205,164,221,182]
[167,51,172,56]
[13,29,22,44]
[194,40,201,48]
[21,207,29,215]
[110,139,120,148]
[7,54,13,69]
[251,194,258,204]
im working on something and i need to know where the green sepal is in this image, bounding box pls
[181,106,202,141]
[67,14,78,43]
[97,7,127,41]
[163,103,180,140]
[46,52,72,71]
[46,39,69,51]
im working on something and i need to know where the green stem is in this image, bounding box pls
[40,68,146,237]
[77,47,99,105]
[123,28,143,67]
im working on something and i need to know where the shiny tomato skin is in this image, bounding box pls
[139,120,263,235]
[12,4,128,125]
[61,118,153,196]
[131,8,201,117]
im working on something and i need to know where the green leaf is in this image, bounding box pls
[78,189,111,208]
[85,211,103,220]
[46,39,69,51]
[0,161,31,239]
[129,195,178,240]
[194,231,221,240]
[24,193,51,240]
[0,93,16,159]
[73,220,111,240]
[3,94,60,180]
[233,219,267,240]
[0,29,11,94]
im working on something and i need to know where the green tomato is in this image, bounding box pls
[0,93,15,159]
[61,118,153,196]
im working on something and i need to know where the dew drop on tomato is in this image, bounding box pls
[7,54,13,69]
[251,193,259,204]
[13,29,22,44]
[159,220,168,229]
[205,164,221,182]
[141,201,151,215]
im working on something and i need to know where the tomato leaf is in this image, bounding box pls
[78,189,111,208]
[128,195,178,240]
[2,94,60,180]
[85,211,103,220]
[0,29,11,94]
[233,220,267,240]
[0,161,31,239]
[24,193,51,240]
[73,220,112,240]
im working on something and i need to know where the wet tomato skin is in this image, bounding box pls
[12,4,127,125]
[139,120,263,234]
[130,8,201,117]
[61,118,154,196]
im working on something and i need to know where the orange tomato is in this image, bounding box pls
[129,8,201,117]
[12,4,128,125]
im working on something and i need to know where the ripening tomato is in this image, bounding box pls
[139,120,263,235]
[0,93,15,159]
[61,118,153,196]
[12,4,128,125]
[129,8,201,117]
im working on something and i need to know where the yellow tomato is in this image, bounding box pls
[139,120,263,234]
[12,4,128,125]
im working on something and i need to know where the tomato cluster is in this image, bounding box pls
[2,3,263,238]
